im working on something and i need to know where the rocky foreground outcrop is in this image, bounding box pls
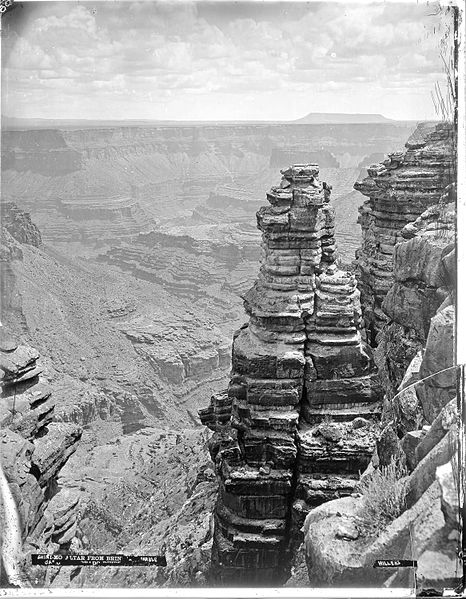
[200,164,382,585]
[354,122,455,343]
[302,124,460,593]
[377,196,456,419]
[0,330,82,586]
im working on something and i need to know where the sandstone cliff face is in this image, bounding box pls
[354,123,455,344]
[200,164,382,585]
[0,331,82,586]
[377,197,456,424]
[302,126,459,593]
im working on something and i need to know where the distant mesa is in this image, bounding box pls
[292,112,395,125]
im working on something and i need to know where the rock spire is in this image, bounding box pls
[200,164,382,585]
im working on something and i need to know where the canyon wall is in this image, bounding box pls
[302,123,459,593]
[0,204,225,589]
[353,122,454,344]
[200,164,382,585]
[2,129,82,175]
[2,122,414,249]
[0,331,82,587]
[0,201,234,430]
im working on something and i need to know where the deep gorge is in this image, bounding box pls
[0,120,459,592]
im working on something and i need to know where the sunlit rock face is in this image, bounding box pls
[200,164,382,585]
[353,122,455,345]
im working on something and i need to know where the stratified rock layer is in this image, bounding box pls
[0,332,82,585]
[302,124,459,593]
[376,199,456,423]
[354,123,455,343]
[200,164,382,585]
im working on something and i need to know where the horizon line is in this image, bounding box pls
[1,114,428,124]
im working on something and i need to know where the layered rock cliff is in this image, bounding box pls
[302,124,460,593]
[354,122,455,344]
[200,164,382,585]
[0,331,82,587]
[2,122,414,250]
[377,194,456,419]
[0,203,221,589]
[2,129,82,175]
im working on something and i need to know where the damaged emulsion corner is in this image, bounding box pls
[0,0,464,595]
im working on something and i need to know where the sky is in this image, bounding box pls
[1,0,455,121]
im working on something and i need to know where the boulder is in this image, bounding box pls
[376,424,405,468]
[405,428,457,509]
[400,430,425,471]
[304,480,443,589]
[417,306,456,423]
[415,398,457,465]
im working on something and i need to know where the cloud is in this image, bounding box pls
[1,0,450,120]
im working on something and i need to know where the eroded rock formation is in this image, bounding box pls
[354,122,455,343]
[2,122,415,252]
[377,196,456,422]
[303,202,459,592]
[302,125,459,593]
[1,203,42,249]
[0,331,82,586]
[200,164,382,585]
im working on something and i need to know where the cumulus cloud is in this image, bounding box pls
[1,0,451,120]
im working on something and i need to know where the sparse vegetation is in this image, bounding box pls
[429,4,458,126]
[357,457,408,537]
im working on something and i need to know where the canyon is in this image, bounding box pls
[2,122,414,253]
[0,119,459,591]
[201,122,458,589]
[1,120,416,428]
